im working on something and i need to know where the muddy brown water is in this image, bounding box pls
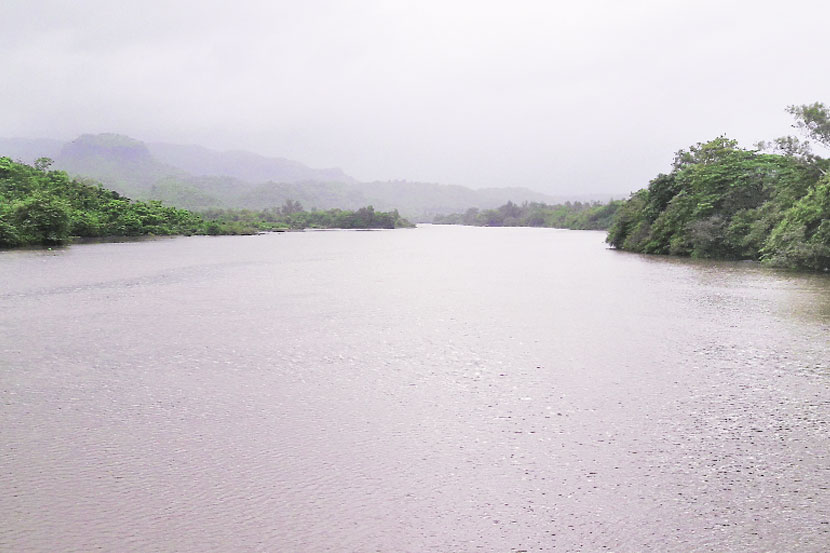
[1,226,828,552]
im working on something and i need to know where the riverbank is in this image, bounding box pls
[433,200,620,230]
[606,137,830,272]
[606,104,830,272]
[0,157,412,249]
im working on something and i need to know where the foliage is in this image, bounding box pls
[9,193,71,245]
[0,157,413,248]
[606,102,830,271]
[762,175,830,270]
[0,157,205,247]
[200,204,414,232]
[433,200,620,230]
[787,102,830,148]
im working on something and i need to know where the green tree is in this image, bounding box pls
[606,126,826,268]
[12,194,71,245]
[33,157,54,172]
[280,199,304,215]
[762,175,830,270]
[787,102,830,148]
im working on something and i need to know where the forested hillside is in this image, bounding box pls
[0,156,205,247]
[606,103,830,271]
[0,134,577,219]
[0,158,412,248]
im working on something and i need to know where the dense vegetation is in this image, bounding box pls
[0,156,206,247]
[433,200,621,230]
[200,201,413,233]
[607,102,830,271]
[0,157,411,248]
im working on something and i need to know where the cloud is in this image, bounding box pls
[2,0,829,195]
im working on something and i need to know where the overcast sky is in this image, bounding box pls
[2,0,828,195]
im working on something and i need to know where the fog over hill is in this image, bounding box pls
[0,138,64,162]
[1,133,603,219]
[146,142,356,185]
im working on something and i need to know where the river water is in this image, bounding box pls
[1,225,828,552]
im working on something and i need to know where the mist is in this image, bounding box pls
[2,0,829,195]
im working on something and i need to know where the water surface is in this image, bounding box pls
[1,226,828,552]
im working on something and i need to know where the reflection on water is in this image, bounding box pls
[1,226,828,552]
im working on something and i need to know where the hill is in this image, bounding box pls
[0,156,206,246]
[146,142,356,185]
[58,134,188,197]
[0,157,413,248]
[1,134,571,219]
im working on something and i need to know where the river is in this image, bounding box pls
[1,225,828,552]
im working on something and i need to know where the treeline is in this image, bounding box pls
[607,102,830,271]
[199,201,413,232]
[433,200,621,230]
[0,156,206,247]
[0,157,412,248]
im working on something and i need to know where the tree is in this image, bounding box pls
[280,199,303,215]
[755,136,815,162]
[759,102,829,174]
[763,174,830,270]
[33,157,54,172]
[12,194,71,245]
[787,102,830,148]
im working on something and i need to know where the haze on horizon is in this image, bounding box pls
[2,0,829,197]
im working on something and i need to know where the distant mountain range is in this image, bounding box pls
[0,133,606,219]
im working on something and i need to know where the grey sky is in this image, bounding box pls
[2,0,828,195]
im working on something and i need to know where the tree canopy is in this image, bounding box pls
[606,102,830,271]
[433,200,620,230]
[787,102,830,148]
[0,157,412,248]
[0,156,205,247]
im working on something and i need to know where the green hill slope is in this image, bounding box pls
[0,157,205,246]
[2,134,580,219]
[0,157,413,248]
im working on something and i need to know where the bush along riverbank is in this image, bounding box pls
[199,202,413,233]
[433,200,621,230]
[0,157,413,248]
[607,102,830,271]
